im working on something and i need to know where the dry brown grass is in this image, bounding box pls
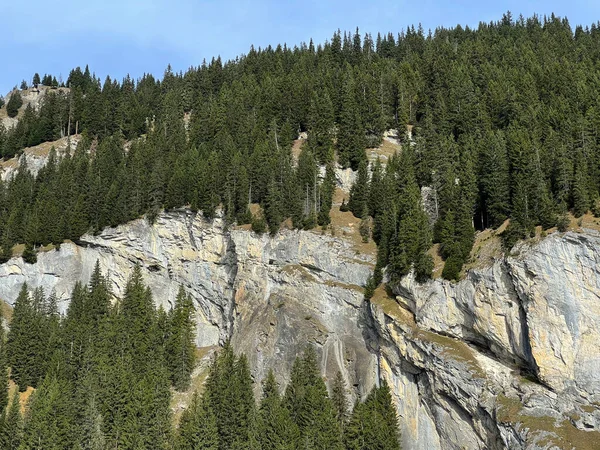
[568,212,600,233]
[325,200,377,258]
[429,244,445,278]
[1,300,13,322]
[370,284,485,378]
[291,138,306,165]
[39,243,56,253]
[367,139,401,163]
[497,395,599,450]
[461,228,504,275]
[1,135,81,178]
[248,203,262,217]
[370,285,414,324]
[8,383,36,414]
[0,157,18,170]
[170,346,218,426]
[333,187,348,205]
[11,244,25,257]
[0,87,70,123]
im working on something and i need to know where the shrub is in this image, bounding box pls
[415,252,434,283]
[441,254,462,281]
[6,90,23,118]
[556,213,570,232]
[22,244,37,264]
[363,274,376,300]
[251,214,267,234]
[501,221,532,250]
[592,197,600,218]
[359,217,370,243]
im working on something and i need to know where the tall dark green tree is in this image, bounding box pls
[257,370,299,450]
[284,346,343,450]
[338,67,366,170]
[6,284,40,390]
[6,90,23,118]
[348,159,369,219]
[19,376,77,450]
[1,391,23,450]
[345,381,401,450]
[176,392,219,450]
[166,286,197,391]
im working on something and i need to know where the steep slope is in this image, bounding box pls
[0,210,379,401]
[0,212,599,449]
[372,230,600,449]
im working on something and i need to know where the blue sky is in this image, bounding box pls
[2,0,599,95]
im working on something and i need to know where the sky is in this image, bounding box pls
[1,0,600,95]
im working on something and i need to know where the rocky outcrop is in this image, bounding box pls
[0,210,378,401]
[371,230,600,449]
[1,211,599,449]
[1,86,70,130]
[0,135,81,181]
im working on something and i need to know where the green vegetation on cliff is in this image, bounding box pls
[0,268,400,449]
[1,13,600,281]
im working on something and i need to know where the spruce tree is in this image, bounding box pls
[166,286,197,391]
[348,160,369,219]
[80,393,106,450]
[480,130,510,228]
[176,391,219,450]
[19,376,77,449]
[308,91,335,164]
[258,370,299,450]
[388,146,433,283]
[6,284,39,390]
[318,163,336,226]
[264,177,284,235]
[330,371,349,431]
[0,304,8,415]
[284,346,343,450]
[1,390,23,450]
[6,90,23,118]
[345,381,401,450]
[338,66,366,170]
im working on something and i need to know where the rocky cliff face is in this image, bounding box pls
[0,212,599,449]
[0,210,379,401]
[372,231,600,450]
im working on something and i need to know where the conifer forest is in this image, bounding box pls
[1,11,600,449]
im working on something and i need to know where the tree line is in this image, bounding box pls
[1,13,600,282]
[0,267,400,449]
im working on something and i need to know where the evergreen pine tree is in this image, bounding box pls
[258,370,299,450]
[6,91,23,118]
[0,305,8,415]
[166,286,197,391]
[345,381,401,450]
[284,346,343,449]
[264,177,284,235]
[176,391,219,450]
[330,371,349,431]
[338,66,366,170]
[19,376,77,449]
[318,163,336,226]
[348,160,369,219]
[6,284,40,390]
[1,390,23,450]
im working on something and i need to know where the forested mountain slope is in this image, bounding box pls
[1,12,600,450]
[1,12,600,280]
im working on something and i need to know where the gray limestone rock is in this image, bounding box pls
[1,211,600,449]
